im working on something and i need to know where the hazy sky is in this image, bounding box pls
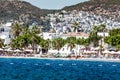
[24,0,88,9]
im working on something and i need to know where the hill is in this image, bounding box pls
[62,0,120,21]
[0,0,56,23]
[1,0,120,23]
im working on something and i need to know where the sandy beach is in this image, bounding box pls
[0,56,120,62]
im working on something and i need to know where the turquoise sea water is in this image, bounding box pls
[0,58,120,80]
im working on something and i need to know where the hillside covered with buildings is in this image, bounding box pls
[0,0,119,58]
[0,0,120,23]
[63,0,120,21]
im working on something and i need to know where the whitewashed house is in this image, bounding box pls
[60,32,89,39]
[41,32,59,40]
[0,22,12,45]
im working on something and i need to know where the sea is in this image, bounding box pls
[0,58,120,80]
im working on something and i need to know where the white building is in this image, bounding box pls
[0,22,12,45]
[97,32,109,37]
[41,32,59,40]
[60,32,89,39]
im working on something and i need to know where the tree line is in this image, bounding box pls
[0,22,119,54]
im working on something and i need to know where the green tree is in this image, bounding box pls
[104,34,120,50]
[97,24,106,32]
[83,38,90,47]
[89,26,102,47]
[10,23,42,53]
[52,38,65,51]
[30,33,41,54]
[116,45,120,50]
[104,29,120,50]
[109,28,120,36]
[72,21,79,33]
[31,25,40,34]
[76,38,90,46]
[11,22,22,38]
[10,38,19,49]
[56,18,61,23]
[16,34,31,49]
[21,24,30,35]
[66,37,76,52]
[40,39,50,53]
[0,39,4,48]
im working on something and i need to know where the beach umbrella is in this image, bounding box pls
[83,51,91,54]
[110,51,120,55]
[48,50,58,54]
[14,49,22,52]
[103,50,110,54]
[0,48,3,51]
[94,47,100,50]
[5,48,13,52]
[109,51,116,54]
[59,50,71,57]
[116,51,120,54]
[24,49,33,52]
[90,51,97,53]
[91,47,95,51]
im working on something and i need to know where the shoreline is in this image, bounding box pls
[0,56,120,62]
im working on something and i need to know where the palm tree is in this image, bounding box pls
[31,25,40,34]
[21,24,31,35]
[83,38,90,50]
[0,38,4,48]
[30,33,41,54]
[10,39,18,49]
[89,26,102,47]
[76,38,86,45]
[31,25,41,53]
[52,38,65,52]
[99,45,104,55]
[72,21,79,33]
[116,45,120,50]
[17,34,31,49]
[98,24,106,32]
[99,24,106,54]
[39,39,50,54]
[66,37,76,53]
[11,22,22,38]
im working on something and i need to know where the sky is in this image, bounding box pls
[24,0,88,9]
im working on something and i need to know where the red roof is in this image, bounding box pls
[61,32,89,37]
